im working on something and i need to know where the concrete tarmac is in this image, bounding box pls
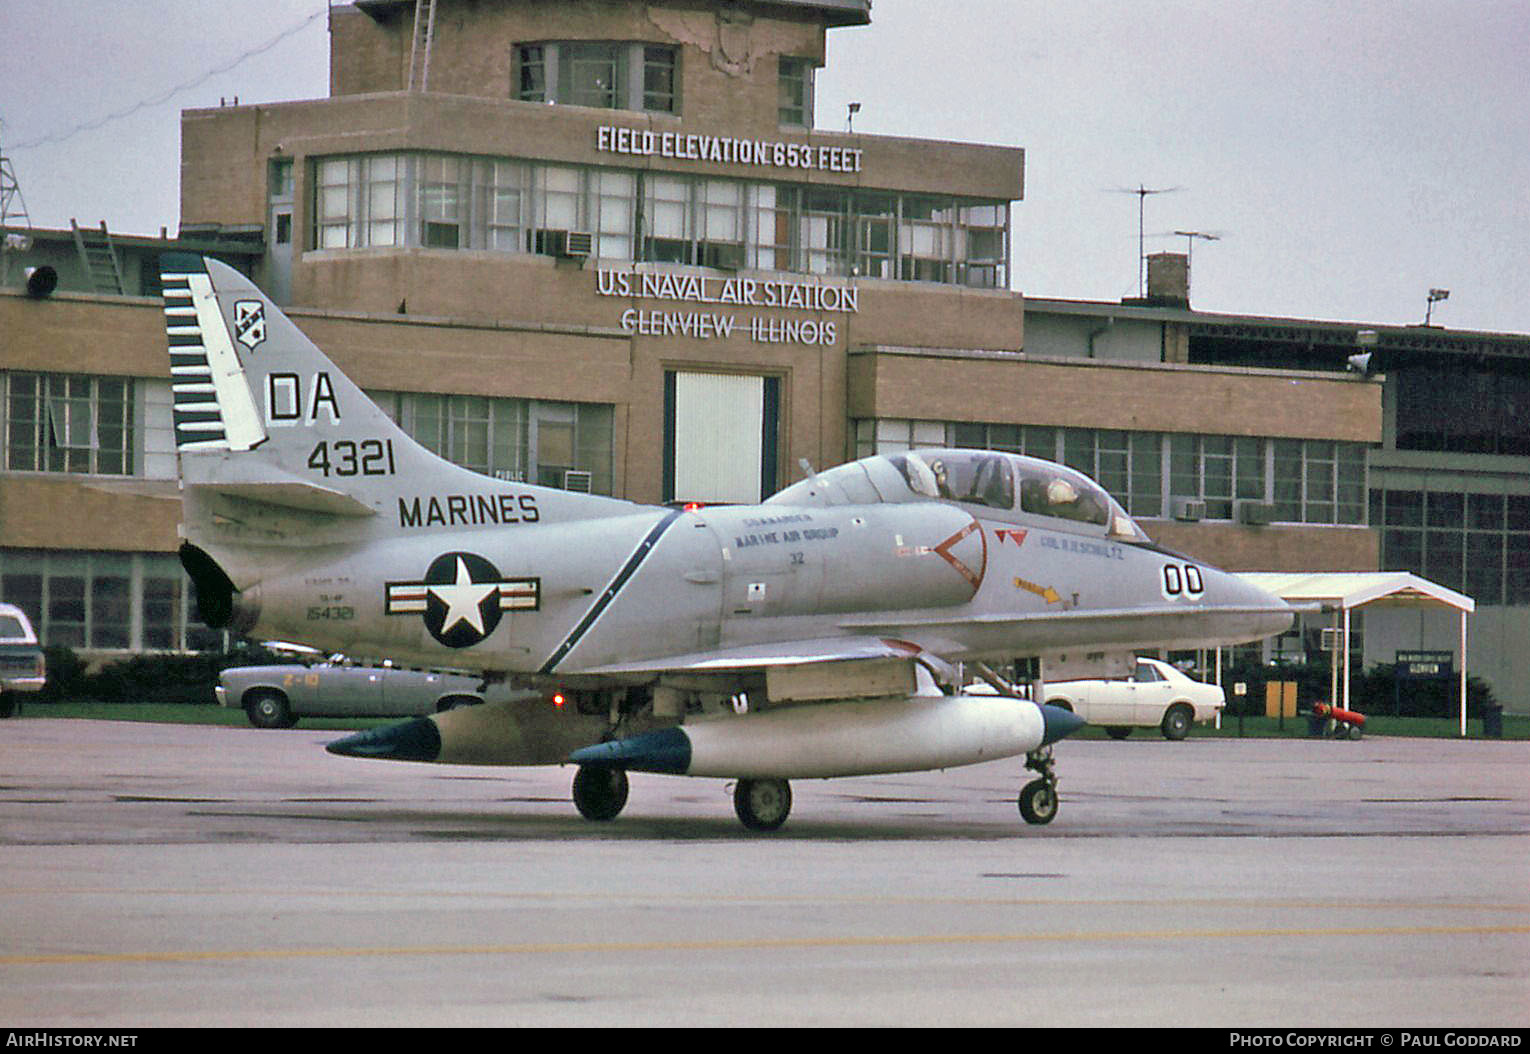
[1,717,1526,1028]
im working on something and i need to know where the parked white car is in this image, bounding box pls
[0,602,45,719]
[1045,657,1225,740]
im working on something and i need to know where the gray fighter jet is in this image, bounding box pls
[163,254,1291,830]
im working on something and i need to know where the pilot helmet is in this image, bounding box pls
[1046,478,1079,505]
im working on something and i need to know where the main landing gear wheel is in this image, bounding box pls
[1018,746,1060,825]
[572,765,629,822]
[733,778,792,832]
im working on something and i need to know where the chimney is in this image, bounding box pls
[1145,252,1190,307]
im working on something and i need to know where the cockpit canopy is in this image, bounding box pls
[772,448,1152,544]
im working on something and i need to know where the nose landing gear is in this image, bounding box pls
[1018,746,1060,825]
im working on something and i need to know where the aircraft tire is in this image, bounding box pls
[0,692,19,719]
[245,689,296,729]
[1105,726,1132,740]
[734,778,792,832]
[1018,778,1058,825]
[1160,704,1193,741]
[572,765,629,821]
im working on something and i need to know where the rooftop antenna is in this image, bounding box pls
[1172,229,1221,270]
[1171,229,1223,292]
[1109,184,1183,297]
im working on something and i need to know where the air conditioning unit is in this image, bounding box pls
[532,228,591,257]
[562,231,595,258]
[1236,501,1277,526]
[1172,498,1207,522]
[563,470,592,493]
[530,229,564,256]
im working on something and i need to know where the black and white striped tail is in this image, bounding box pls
[159,253,267,453]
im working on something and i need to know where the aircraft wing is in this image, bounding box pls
[575,635,930,676]
[581,597,1290,679]
[841,603,1294,658]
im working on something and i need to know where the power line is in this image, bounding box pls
[9,8,327,151]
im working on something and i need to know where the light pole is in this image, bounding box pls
[1424,288,1450,326]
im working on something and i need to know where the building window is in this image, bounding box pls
[483,159,526,252]
[697,179,745,269]
[372,391,615,496]
[565,42,621,108]
[3,373,134,476]
[309,151,1009,287]
[853,193,896,279]
[778,57,814,127]
[1273,439,1365,525]
[643,46,678,113]
[588,169,637,262]
[900,196,955,283]
[419,155,463,248]
[750,183,792,271]
[643,174,694,263]
[0,550,208,652]
[958,203,1008,288]
[314,155,402,249]
[1375,489,1530,605]
[856,419,1367,527]
[799,188,847,276]
[1394,361,1530,456]
[515,42,679,115]
[517,44,547,101]
[1169,434,1263,521]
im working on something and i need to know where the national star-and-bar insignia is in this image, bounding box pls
[385,552,539,648]
[233,299,267,351]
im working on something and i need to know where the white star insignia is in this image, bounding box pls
[427,557,498,637]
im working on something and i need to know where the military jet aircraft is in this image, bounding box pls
[162,253,1291,830]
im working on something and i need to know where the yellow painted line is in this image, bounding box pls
[6,924,1530,968]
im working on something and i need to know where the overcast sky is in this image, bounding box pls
[3,1,1527,333]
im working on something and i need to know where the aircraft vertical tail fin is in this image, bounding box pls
[160,253,635,580]
[160,251,424,503]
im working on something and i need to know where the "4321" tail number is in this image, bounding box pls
[307,439,396,477]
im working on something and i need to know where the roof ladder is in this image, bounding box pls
[408,0,437,92]
[70,219,126,295]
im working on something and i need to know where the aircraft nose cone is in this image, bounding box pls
[1038,703,1087,745]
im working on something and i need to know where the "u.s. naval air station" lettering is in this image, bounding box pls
[596,268,857,347]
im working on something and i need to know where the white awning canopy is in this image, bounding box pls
[1235,571,1476,735]
[1236,571,1475,614]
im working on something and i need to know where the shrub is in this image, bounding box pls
[40,643,285,705]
